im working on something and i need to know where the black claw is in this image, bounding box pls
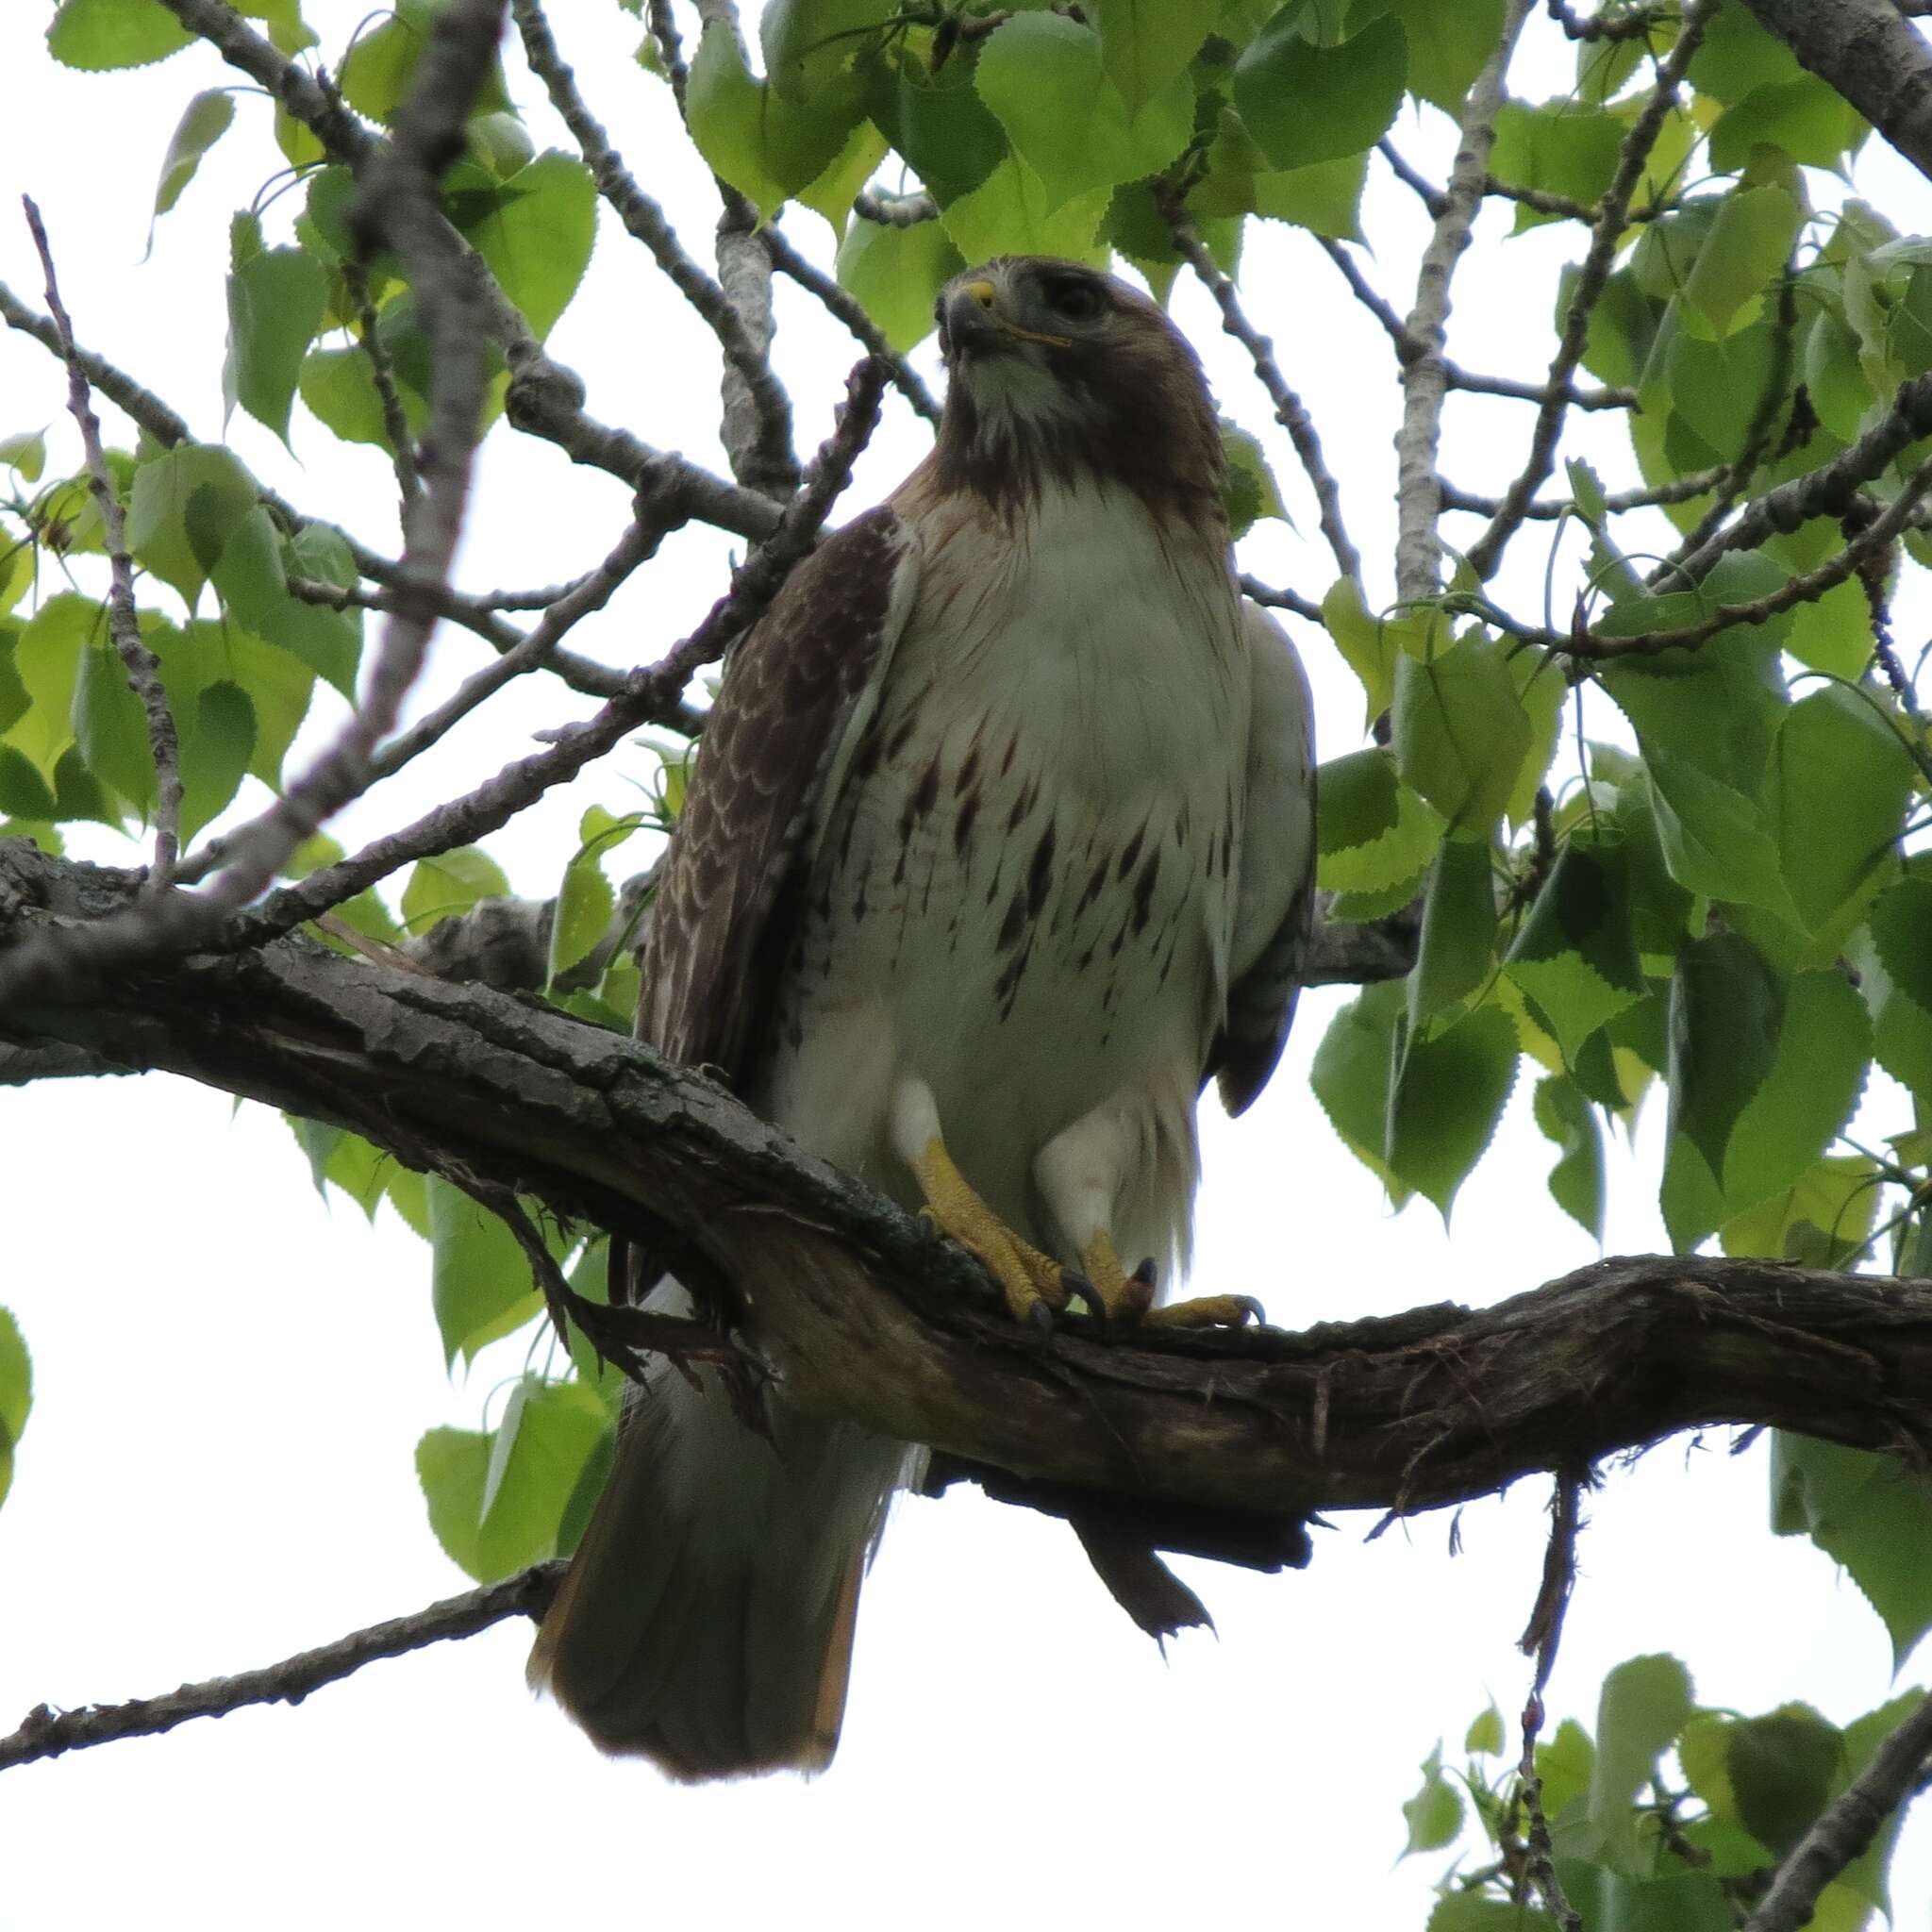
[1027,1298,1057,1337]
[1132,1257,1158,1291]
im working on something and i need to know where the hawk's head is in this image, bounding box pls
[926,256,1224,531]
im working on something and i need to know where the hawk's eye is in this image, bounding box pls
[1044,277,1106,324]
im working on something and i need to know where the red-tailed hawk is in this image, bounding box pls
[528,256,1317,1777]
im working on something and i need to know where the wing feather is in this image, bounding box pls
[641,507,919,1082]
[1213,600,1318,1116]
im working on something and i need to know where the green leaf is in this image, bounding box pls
[550,852,615,986]
[1234,12,1406,170]
[1322,576,1396,725]
[224,246,330,445]
[974,13,1192,212]
[0,1307,31,1511]
[875,44,1007,208]
[267,525,363,698]
[340,0,509,124]
[835,216,964,353]
[48,0,192,69]
[939,156,1112,267]
[176,680,255,841]
[0,746,57,821]
[1388,1006,1518,1217]
[1310,979,1410,1202]
[1770,687,1911,937]
[688,23,862,221]
[1589,1654,1693,1874]
[1400,1745,1464,1857]
[151,89,235,230]
[1534,1074,1606,1241]
[1381,0,1505,110]
[1683,185,1800,340]
[1089,0,1213,112]
[5,594,97,783]
[1219,422,1285,541]
[298,345,392,447]
[1666,933,1781,1191]
[1465,1704,1505,1756]
[402,845,510,936]
[1489,99,1625,232]
[1723,1154,1883,1266]
[1316,747,1444,895]
[71,643,156,818]
[1391,637,1535,837]
[218,628,316,789]
[1721,968,1869,1218]
[126,443,258,608]
[760,0,890,101]
[1773,1435,1932,1668]
[1505,840,1648,1065]
[1409,834,1495,1024]
[453,152,597,341]
[0,432,46,484]
[1709,78,1867,175]
[425,1176,542,1370]
[1725,1706,1842,1857]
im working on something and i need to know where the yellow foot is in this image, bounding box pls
[914,1139,1069,1327]
[1080,1235,1263,1330]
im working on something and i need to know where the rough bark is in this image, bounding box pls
[6,839,1929,1557]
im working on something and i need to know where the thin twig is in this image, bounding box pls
[1742,1692,1932,1932]
[0,1567,563,1772]
[1314,237,1635,409]
[1515,1473,1587,1932]
[1377,141,1449,219]
[341,257,420,512]
[22,197,183,891]
[231,358,889,944]
[645,0,691,109]
[1394,0,1535,604]
[1238,573,1324,624]
[854,187,939,226]
[1440,467,1733,520]
[510,0,797,492]
[762,222,941,424]
[1159,187,1360,586]
[1547,0,1670,40]
[1485,175,1674,225]
[1467,0,1716,583]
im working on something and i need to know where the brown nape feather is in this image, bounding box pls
[916,256,1228,532]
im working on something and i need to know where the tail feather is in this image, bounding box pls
[529,1305,905,1779]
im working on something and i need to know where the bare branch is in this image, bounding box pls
[1673,371,1932,583]
[1395,0,1535,604]
[854,187,940,226]
[1515,1474,1587,1931]
[22,198,183,890]
[509,0,798,492]
[1440,467,1733,520]
[1743,1692,1932,1932]
[1315,237,1636,409]
[227,359,887,944]
[1376,141,1449,218]
[761,222,942,425]
[1466,0,1716,583]
[0,1566,563,1773]
[1485,174,1673,225]
[1238,573,1324,624]
[341,257,420,513]
[1159,188,1361,585]
[1546,0,1672,42]
[0,279,192,448]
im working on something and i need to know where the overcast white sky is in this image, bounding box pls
[2,6,1928,1926]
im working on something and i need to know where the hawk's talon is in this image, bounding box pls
[911,1136,1070,1326]
[1141,1292,1265,1330]
[1080,1235,1258,1329]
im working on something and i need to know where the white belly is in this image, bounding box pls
[757,482,1248,1272]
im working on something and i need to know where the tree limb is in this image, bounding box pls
[7,841,1932,1546]
[0,1565,564,1774]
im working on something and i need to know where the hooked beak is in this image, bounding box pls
[944,277,1072,355]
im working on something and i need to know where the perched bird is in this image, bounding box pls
[528,255,1317,1778]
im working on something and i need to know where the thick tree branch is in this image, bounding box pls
[0,1565,564,1773]
[1740,0,1932,181]
[8,841,1932,1547]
